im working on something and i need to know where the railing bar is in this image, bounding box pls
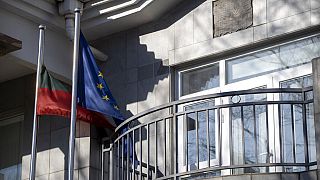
[139,127,142,180]
[164,118,167,176]
[302,92,309,170]
[155,121,158,178]
[112,100,313,143]
[196,111,199,169]
[230,107,234,168]
[265,104,270,172]
[122,137,125,180]
[115,88,313,132]
[206,109,210,168]
[109,143,113,180]
[101,142,104,180]
[147,124,150,180]
[291,104,296,164]
[173,104,178,178]
[127,133,130,180]
[218,108,222,166]
[174,101,309,116]
[132,130,135,180]
[154,162,317,180]
[183,113,188,172]
[278,103,283,172]
[117,141,120,180]
[241,106,245,167]
[253,105,258,165]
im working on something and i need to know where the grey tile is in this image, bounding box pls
[300,170,317,180]
[281,173,299,180]
[287,0,311,16]
[253,0,267,25]
[79,121,90,138]
[174,39,214,65]
[168,25,175,51]
[49,170,67,180]
[50,116,69,131]
[311,8,320,25]
[35,174,49,180]
[223,174,251,180]
[78,137,90,168]
[169,50,175,65]
[311,0,320,9]
[155,75,170,106]
[38,116,51,134]
[194,1,213,43]
[126,68,138,83]
[138,63,154,81]
[125,82,138,116]
[90,138,101,169]
[252,173,281,180]
[36,133,50,176]
[267,11,311,37]
[154,61,169,77]
[174,12,194,48]
[126,30,139,69]
[254,24,267,41]
[267,0,290,22]
[78,167,89,180]
[137,78,156,114]
[21,155,31,180]
[50,128,69,173]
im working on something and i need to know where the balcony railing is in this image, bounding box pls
[102,87,316,180]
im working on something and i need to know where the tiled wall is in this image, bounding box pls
[0,75,101,180]
[92,0,320,120]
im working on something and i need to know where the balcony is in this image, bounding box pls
[102,87,316,180]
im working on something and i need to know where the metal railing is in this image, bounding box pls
[101,87,316,180]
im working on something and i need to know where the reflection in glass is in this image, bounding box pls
[183,100,216,170]
[181,64,219,96]
[227,36,320,83]
[306,103,316,163]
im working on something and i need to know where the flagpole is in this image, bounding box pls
[68,8,81,180]
[29,25,46,180]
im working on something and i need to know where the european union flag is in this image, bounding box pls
[77,32,124,126]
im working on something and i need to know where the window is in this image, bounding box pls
[226,36,320,83]
[180,63,219,96]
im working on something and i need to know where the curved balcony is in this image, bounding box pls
[102,87,316,180]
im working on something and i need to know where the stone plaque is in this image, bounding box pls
[213,0,253,37]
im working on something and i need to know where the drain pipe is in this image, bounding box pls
[58,0,108,61]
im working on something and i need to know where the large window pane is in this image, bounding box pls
[181,64,219,96]
[227,36,320,83]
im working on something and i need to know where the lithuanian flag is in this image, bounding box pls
[36,66,114,129]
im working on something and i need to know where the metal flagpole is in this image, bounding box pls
[29,25,46,180]
[68,8,81,180]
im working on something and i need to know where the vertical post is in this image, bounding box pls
[312,58,320,169]
[109,144,113,180]
[29,25,46,180]
[68,8,81,180]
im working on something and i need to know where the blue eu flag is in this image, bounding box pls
[77,32,124,126]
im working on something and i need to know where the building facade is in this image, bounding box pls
[0,0,320,179]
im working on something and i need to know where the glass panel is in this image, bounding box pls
[280,104,294,163]
[198,111,208,164]
[187,112,197,170]
[227,36,320,83]
[293,104,305,163]
[209,109,216,161]
[243,106,257,173]
[231,107,243,165]
[181,63,219,96]
[256,105,268,173]
[306,103,316,163]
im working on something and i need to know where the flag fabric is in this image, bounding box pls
[77,32,124,126]
[36,66,115,129]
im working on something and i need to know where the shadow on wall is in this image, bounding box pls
[91,0,207,120]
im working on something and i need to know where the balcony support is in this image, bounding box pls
[312,57,320,170]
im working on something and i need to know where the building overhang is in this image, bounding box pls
[0,33,22,56]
